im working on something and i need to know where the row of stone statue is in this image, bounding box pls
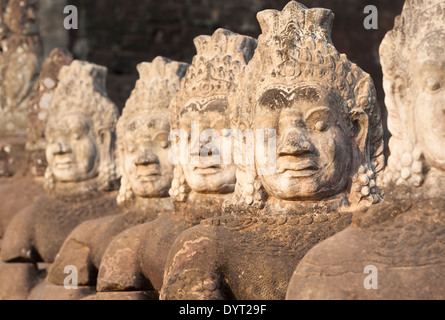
[0,0,443,300]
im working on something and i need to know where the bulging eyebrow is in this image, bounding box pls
[258,87,322,110]
[304,107,331,121]
[257,89,292,110]
[181,99,228,116]
[152,130,170,141]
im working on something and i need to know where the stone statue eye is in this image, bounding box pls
[426,78,441,92]
[160,141,169,149]
[127,145,136,153]
[315,121,328,132]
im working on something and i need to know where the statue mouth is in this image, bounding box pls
[54,156,74,170]
[277,159,318,176]
[55,162,73,170]
[193,165,221,175]
[136,164,161,180]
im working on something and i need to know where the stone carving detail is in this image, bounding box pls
[95,29,257,299]
[26,48,73,177]
[41,57,187,297]
[168,29,257,204]
[226,0,384,211]
[161,1,383,300]
[0,0,42,137]
[44,60,119,192]
[287,0,445,300]
[0,61,120,300]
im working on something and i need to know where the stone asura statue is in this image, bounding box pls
[0,48,68,252]
[30,57,188,300]
[26,48,74,177]
[0,60,120,300]
[161,1,384,300]
[95,29,257,300]
[287,0,445,300]
[0,0,42,137]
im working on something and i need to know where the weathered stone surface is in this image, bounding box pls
[0,0,43,137]
[45,57,187,294]
[26,48,73,177]
[0,136,44,241]
[287,0,445,300]
[28,281,96,300]
[95,291,158,301]
[96,29,256,296]
[0,60,120,300]
[0,262,42,300]
[0,174,44,238]
[161,1,383,300]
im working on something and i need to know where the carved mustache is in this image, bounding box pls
[277,159,318,174]
[135,154,159,166]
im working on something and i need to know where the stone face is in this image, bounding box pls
[44,60,120,192]
[0,60,121,300]
[161,1,384,300]
[44,57,187,293]
[26,48,73,177]
[95,29,257,297]
[0,0,43,137]
[287,0,445,300]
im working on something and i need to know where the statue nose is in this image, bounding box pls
[135,149,158,165]
[191,136,219,157]
[54,140,72,155]
[278,129,314,156]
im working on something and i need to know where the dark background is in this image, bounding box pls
[60,0,406,156]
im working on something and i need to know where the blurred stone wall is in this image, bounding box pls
[40,0,69,58]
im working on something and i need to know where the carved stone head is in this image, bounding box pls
[169,28,257,202]
[116,57,189,206]
[228,1,384,210]
[44,60,119,192]
[4,0,39,35]
[380,0,445,197]
[27,48,73,176]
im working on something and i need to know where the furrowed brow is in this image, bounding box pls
[304,107,330,121]
[258,90,292,110]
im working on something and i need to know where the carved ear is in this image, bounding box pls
[385,75,408,140]
[97,127,113,165]
[350,108,369,154]
[392,76,407,105]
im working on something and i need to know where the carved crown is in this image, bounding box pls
[171,28,257,129]
[120,56,188,122]
[117,56,188,143]
[253,1,374,108]
[48,60,119,135]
